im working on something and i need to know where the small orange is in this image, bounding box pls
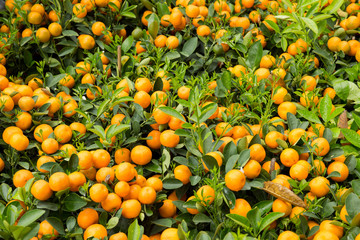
[131,145,152,165]
[89,183,109,203]
[230,198,251,217]
[77,208,99,229]
[225,169,246,191]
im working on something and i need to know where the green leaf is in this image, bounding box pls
[226,214,250,228]
[182,37,198,57]
[312,14,332,22]
[301,17,318,35]
[46,73,67,88]
[162,178,183,189]
[202,155,219,170]
[322,0,344,14]
[297,109,322,124]
[247,41,263,69]
[264,20,280,33]
[341,129,360,148]
[107,217,119,229]
[352,113,360,129]
[97,99,111,117]
[63,193,87,211]
[46,217,65,235]
[319,94,332,123]
[17,210,45,227]
[259,212,284,232]
[195,231,211,240]
[221,70,232,90]
[62,30,79,36]
[152,218,174,228]
[147,13,160,39]
[58,47,75,57]
[122,36,134,54]
[345,193,360,219]
[333,81,349,101]
[193,213,212,224]
[128,219,143,240]
[158,106,185,121]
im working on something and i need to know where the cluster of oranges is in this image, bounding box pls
[1,0,360,239]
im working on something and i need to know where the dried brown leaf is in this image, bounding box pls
[337,9,348,18]
[269,158,276,175]
[338,110,348,139]
[262,181,307,208]
[41,88,53,97]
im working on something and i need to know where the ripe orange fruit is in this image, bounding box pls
[327,161,349,182]
[3,126,23,144]
[161,228,179,240]
[138,186,157,204]
[146,177,163,192]
[278,231,299,240]
[159,199,177,218]
[313,231,340,240]
[265,131,284,148]
[83,224,107,240]
[243,160,261,179]
[309,176,330,197]
[9,133,29,151]
[92,21,106,36]
[174,165,192,184]
[328,37,341,52]
[131,145,152,165]
[101,193,122,212]
[77,208,99,229]
[13,169,34,188]
[160,130,180,148]
[166,36,179,49]
[38,220,59,240]
[31,180,53,201]
[36,27,51,43]
[92,149,111,168]
[225,169,246,191]
[280,148,299,167]
[89,183,109,203]
[230,198,251,217]
[121,199,142,218]
[278,102,297,120]
[15,112,32,130]
[319,220,343,239]
[288,128,306,146]
[73,3,87,18]
[48,22,62,37]
[272,199,292,217]
[249,144,266,162]
[0,95,14,112]
[49,172,70,191]
[27,11,43,25]
[41,138,59,154]
[114,181,131,197]
[78,34,95,50]
[311,138,330,156]
[196,185,215,205]
[272,87,288,104]
[135,77,152,93]
[68,172,86,192]
[110,233,128,240]
[289,164,308,180]
[116,162,135,182]
[34,124,53,143]
[96,167,115,183]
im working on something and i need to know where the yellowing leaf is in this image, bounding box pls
[262,182,307,208]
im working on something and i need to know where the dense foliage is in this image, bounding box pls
[1,0,360,239]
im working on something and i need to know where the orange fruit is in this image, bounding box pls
[196,185,215,205]
[36,27,51,43]
[278,102,297,120]
[114,181,131,197]
[49,172,70,191]
[41,138,59,154]
[10,133,29,151]
[83,224,107,240]
[280,148,299,167]
[138,186,157,204]
[160,228,179,240]
[265,131,284,148]
[13,169,34,188]
[174,165,192,184]
[243,160,261,179]
[89,183,109,203]
[203,152,223,171]
[327,161,349,182]
[249,144,266,162]
[116,162,135,182]
[68,172,86,192]
[38,220,59,240]
[311,138,330,156]
[319,220,343,239]
[131,145,152,165]
[309,176,330,197]
[160,130,180,148]
[230,198,251,217]
[278,231,299,240]
[159,199,177,218]
[101,193,122,212]
[225,169,246,191]
[121,199,142,218]
[327,37,341,52]
[272,198,292,217]
[289,164,308,180]
[92,149,111,168]
[31,180,53,201]
[77,208,99,229]
[3,126,23,144]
